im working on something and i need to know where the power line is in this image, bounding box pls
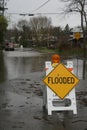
[7,0,62,17]
[7,0,61,16]
[7,12,60,16]
[30,0,51,13]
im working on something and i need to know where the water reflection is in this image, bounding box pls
[3,52,52,80]
[0,52,7,83]
[1,50,87,81]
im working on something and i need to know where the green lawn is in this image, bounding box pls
[37,47,86,58]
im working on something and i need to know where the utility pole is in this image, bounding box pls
[0,0,8,16]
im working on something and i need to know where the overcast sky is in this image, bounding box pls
[6,0,81,28]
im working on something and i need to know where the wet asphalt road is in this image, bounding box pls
[0,48,87,130]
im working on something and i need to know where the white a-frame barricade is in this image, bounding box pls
[43,61,77,115]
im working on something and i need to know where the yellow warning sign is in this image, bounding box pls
[43,63,79,99]
[74,32,81,40]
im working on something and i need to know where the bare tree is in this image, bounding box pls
[17,20,31,47]
[29,16,52,46]
[60,0,87,32]
[60,0,87,79]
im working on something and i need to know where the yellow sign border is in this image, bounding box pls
[43,63,80,99]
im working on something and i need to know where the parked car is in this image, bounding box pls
[5,42,14,51]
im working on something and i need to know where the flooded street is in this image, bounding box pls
[0,49,87,130]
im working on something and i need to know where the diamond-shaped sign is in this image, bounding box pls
[43,63,79,99]
[74,32,81,40]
